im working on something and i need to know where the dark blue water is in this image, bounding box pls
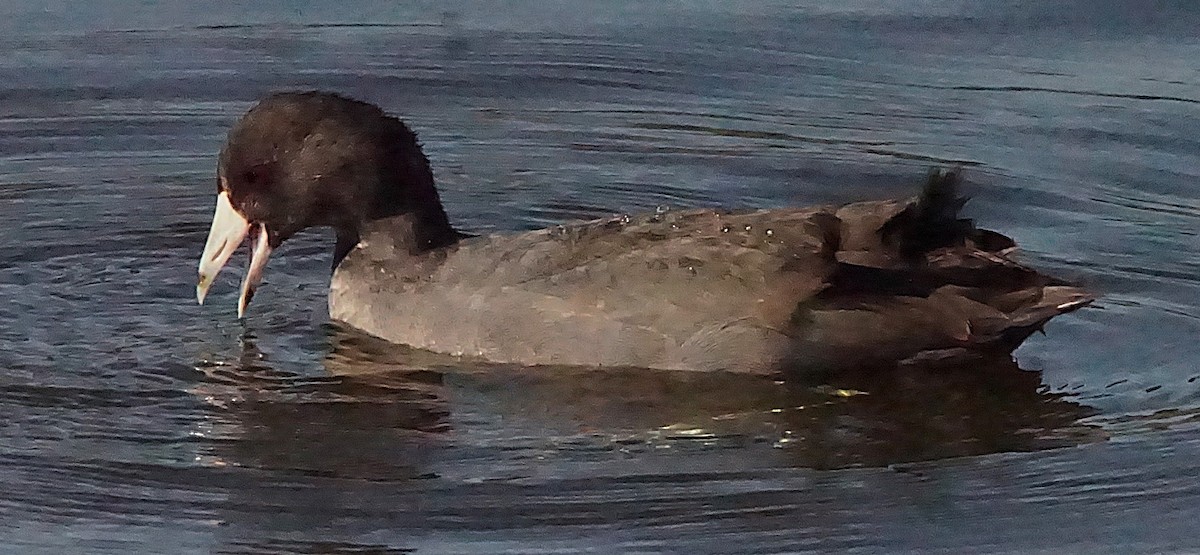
[1,2,1198,553]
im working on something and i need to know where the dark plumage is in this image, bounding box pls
[197,91,1094,375]
[217,92,463,266]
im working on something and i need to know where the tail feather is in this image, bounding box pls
[880,167,975,257]
[954,285,1093,354]
[805,168,1097,370]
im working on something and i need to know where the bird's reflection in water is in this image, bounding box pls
[198,324,1103,480]
[193,326,1105,553]
[192,329,447,482]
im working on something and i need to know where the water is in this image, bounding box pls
[1,1,1198,553]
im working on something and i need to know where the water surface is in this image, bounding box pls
[2,2,1199,553]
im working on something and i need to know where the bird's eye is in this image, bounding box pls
[241,162,276,190]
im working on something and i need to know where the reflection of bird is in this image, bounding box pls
[194,331,1103,554]
[197,92,1094,375]
[448,358,1103,470]
[190,331,448,481]
[211,326,1102,474]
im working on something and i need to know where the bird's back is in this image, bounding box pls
[331,171,1092,374]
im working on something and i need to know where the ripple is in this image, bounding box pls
[0,4,1198,553]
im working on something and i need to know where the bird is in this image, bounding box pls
[196,91,1094,375]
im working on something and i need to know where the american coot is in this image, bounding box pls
[197,92,1093,374]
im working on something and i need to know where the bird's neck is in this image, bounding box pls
[333,145,463,269]
[332,206,462,271]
